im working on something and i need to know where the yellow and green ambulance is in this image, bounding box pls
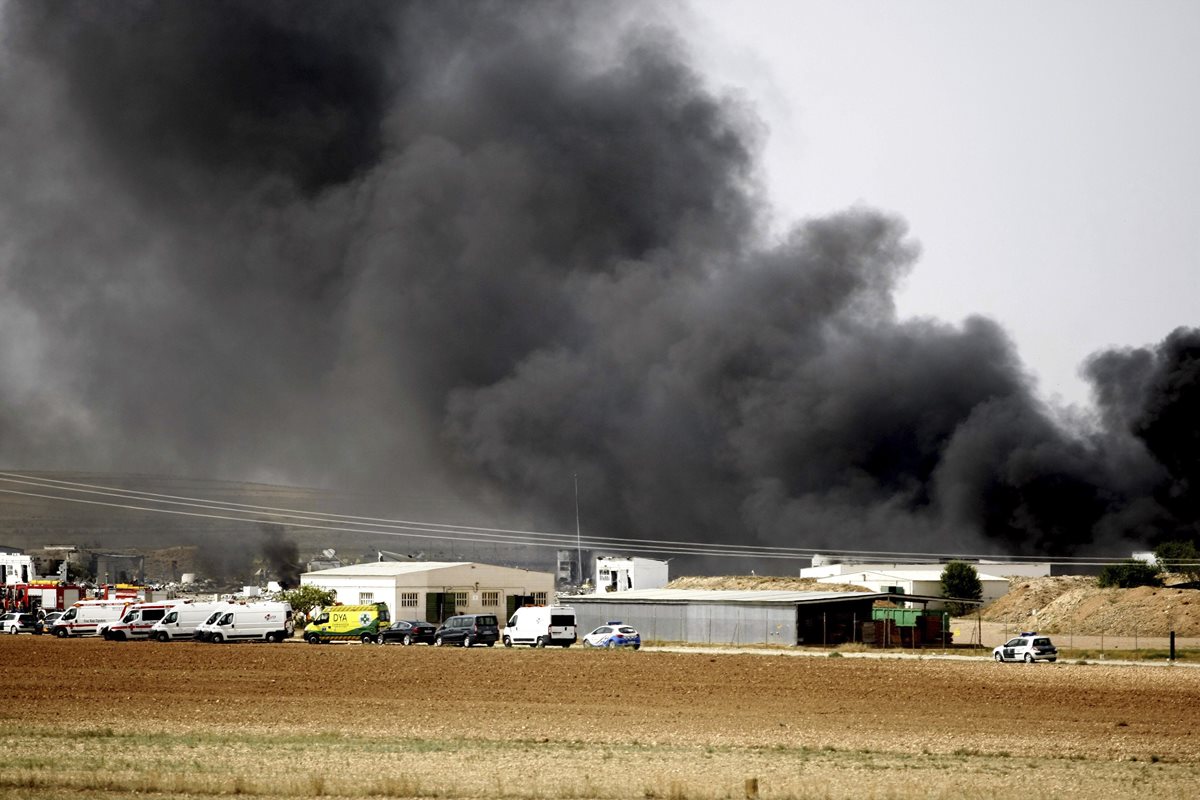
[303,601,391,644]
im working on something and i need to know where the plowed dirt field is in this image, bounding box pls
[1,636,1198,799]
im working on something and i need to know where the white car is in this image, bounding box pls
[0,612,40,634]
[582,622,641,649]
[993,633,1058,663]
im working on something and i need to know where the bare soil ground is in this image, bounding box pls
[982,576,1200,636]
[1,636,1199,799]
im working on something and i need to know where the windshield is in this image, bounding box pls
[204,612,221,625]
[121,612,138,623]
[162,611,178,624]
[61,608,77,621]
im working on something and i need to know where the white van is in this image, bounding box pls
[102,600,185,640]
[502,605,577,648]
[49,599,132,638]
[195,602,294,643]
[150,601,234,642]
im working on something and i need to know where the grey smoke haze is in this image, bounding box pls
[0,1,1195,560]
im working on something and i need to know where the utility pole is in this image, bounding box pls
[574,473,582,585]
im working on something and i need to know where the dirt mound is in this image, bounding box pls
[982,575,1200,636]
[667,575,872,593]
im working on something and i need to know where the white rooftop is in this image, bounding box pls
[568,588,876,604]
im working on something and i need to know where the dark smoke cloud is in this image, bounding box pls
[259,524,300,588]
[0,1,1196,565]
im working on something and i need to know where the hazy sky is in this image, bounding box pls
[689,1,1200,407]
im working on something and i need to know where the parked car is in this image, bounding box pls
[378,619,438,646]
[993,633,1058,663]
[582,622,641,649]
[1,612,40,634]
[434,614,500,647]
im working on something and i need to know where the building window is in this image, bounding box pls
[482,591,499,607]
[532,591,548,605]
[400,592,419,608]
[359,592,374,603]
[453,591,469,609]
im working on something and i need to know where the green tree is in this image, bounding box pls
[1096,560,1163,589]
[940,561,983,616]
[1153,540,1200,584]
[278,585,336,617]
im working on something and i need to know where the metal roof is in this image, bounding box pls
[567,589,875,604]
[301,561,473,577]
[565,588,981,606]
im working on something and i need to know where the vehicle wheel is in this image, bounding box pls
[605,641,617,649]
[361,634,375,645]
[561,643,571,648]
[157,632,170,643]
[1048,658,1057,663]
[535,636,546,649]
[486,642,494,647]
[265,632,278,644]
[402,634,413,646]
[1023,653,1034,663]
[463,636,472,648]
[434,636,444,647]
[994,652,1004,662]
[212,634,224,644]
[305,633,320,645]
[8,626,16,635]
[503,636,512,648]
[632,643,640,651]
[55,627,68,639]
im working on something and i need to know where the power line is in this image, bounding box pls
[0,472,1163,566]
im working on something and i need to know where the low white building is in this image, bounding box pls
[803,560,1048,581]
[594,556,669,593]
[814,568,1009,608]
[301,561,555,623]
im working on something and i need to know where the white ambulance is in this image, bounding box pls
[49,599,132,638]
[101,599,188,640]
[195,601,294,643]
[502,605,577,648]
[149,601,236,642]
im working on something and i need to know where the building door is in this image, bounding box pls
[425,592,456,624]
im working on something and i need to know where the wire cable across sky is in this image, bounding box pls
[0,472,1168,567]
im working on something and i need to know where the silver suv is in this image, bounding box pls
[993,633,1058,663]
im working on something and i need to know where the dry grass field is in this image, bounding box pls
[1,636,1198,799]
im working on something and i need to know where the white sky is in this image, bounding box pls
[687,1,1200,407]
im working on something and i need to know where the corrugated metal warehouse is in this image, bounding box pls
[301,561,555,622]
[567,589,961,647]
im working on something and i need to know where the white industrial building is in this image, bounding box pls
[594,556,669,593]
[301,561,555,622]
[812,568,1010,608]
[0,546,34,585]
[802,559,1049,581]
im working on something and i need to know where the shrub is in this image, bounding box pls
[1097,560,1162,589]
[1153,540,1200,583]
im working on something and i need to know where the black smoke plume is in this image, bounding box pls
[0,1,1195,565]
[259,524,301,588]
